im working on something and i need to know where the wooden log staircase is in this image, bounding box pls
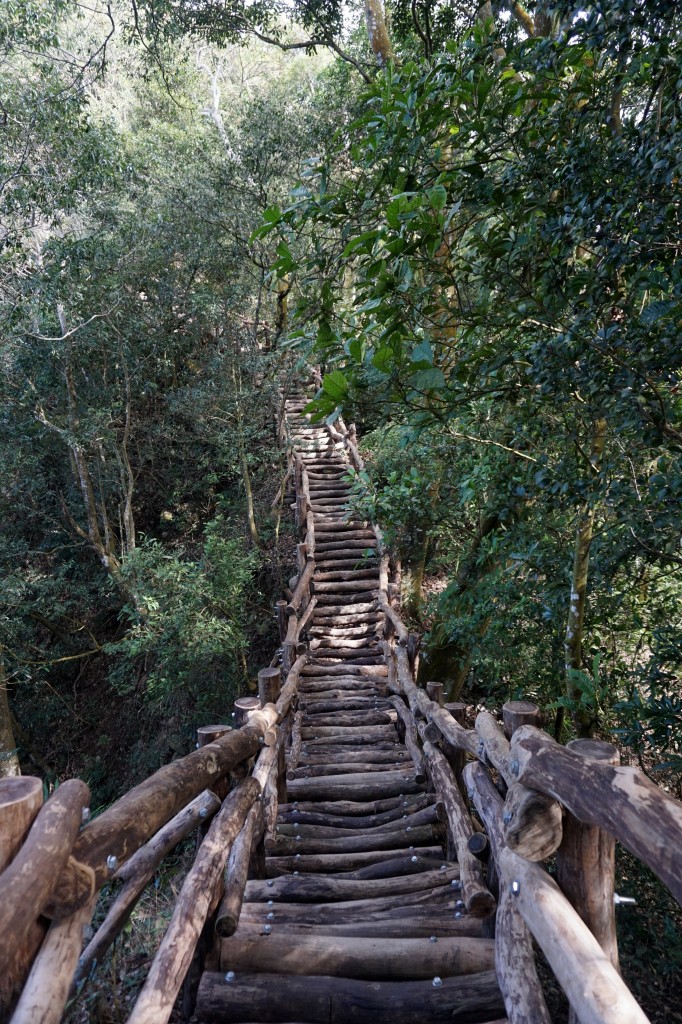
[194,391,505,1023]
[0,383,680,1024]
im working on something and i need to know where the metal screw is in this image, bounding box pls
[455,899,465,910]
[510,879,521,896]
[409,846,414,850]
[106,855,118,872]
[429,936,437,943]
[454,911,462,919]
[614,894,637,906]
[411,855,418,863]
[267,880,274,887]
[264,924,272,934]
[81,807,90,824]
[225,971,235,982]
[296,853,301,859]
[502,811,513,825]
[267,900,274,906]
[403,801,409,807]
[510,759,520,777]
[292,808,298,814]
[267,912,275,920]
[432,976,443,988]
[451,879,461,889]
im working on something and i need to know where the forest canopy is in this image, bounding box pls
[1,0,681,798]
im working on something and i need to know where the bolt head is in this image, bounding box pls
[267,912,274,920]
[267,900,273,906]
[199,807,208,818]
[510,879,521,896]
[267,880,274,887]
[429,936,437,943]
[225,971,235,982]
[411,855,418,863]
[503,810,513,825]
[106,855,118,872]
[451,879,461,889]
[432,976,443,988]
[510,759,520,777]
[264,924,272,934]
[455,899,465,909]
[81,807,90,824]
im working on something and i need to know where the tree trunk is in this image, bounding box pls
[364,0,394,65]
[564,418,607,737]
[0,658,20,778]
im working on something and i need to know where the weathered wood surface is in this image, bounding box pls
[126,777,261,1024]
[197,970,504,1024]
[215,801,265,938]
[74,789,222,989]
[44,728,264,919]
[422,740,495,918]
[555,739,621,981]
[464,761,551,1024]
[219,933,495,979]
[510,724,682,904]
[0,776,43,873]
[244,864,459,903]
[498,846,650,1024]
[0,778,89,978]
[10,894,97,1024]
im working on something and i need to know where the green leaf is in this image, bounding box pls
[322,370,348,401]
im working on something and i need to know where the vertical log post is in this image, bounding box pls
[258,668,282,707]
[556,738,621,1008]
[0,777,44,872]
[233,698,261,729]
[502,700,541,739]
[426,681,444,706]
[197,725,232,803]
[276,600,288,642]
[407,633,420,675]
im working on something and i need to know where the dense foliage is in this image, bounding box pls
[258,1,682,760]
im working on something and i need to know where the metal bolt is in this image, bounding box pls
[510,879,521,896]
[510,759,520,777]
[455,899,465,910]
[454,911,462,919]
[451,879,461,889]
[429,936,438,943]
[411,855,418,863]
[267,900,274,906]
[502,810,513,825]
[267,880,274,887]
[292,808,299,814]
[403,801,409,807]
[293,871,299,876]
[264,924,272,934]
[407,827,412,832]
[409,846,414,850]
[296,835,302,841]
[267,912,275,920]
[81,807,90,824]
[296,853,301,859]
[440,864,447,871]
[106,855,118,872]
[199,807,208,819]
[432,976,443,988]
[614,894,637,906]
[225,971,236,982]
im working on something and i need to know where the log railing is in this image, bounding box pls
[376,571,680,1024]
[2,390,681,1024]
[0,400,318,1024]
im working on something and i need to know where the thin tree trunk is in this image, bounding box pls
[0,658,21,778]
[564,418,607,737]
[365,0,394,65]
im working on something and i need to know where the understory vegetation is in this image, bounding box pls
[1,0,681,1017]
